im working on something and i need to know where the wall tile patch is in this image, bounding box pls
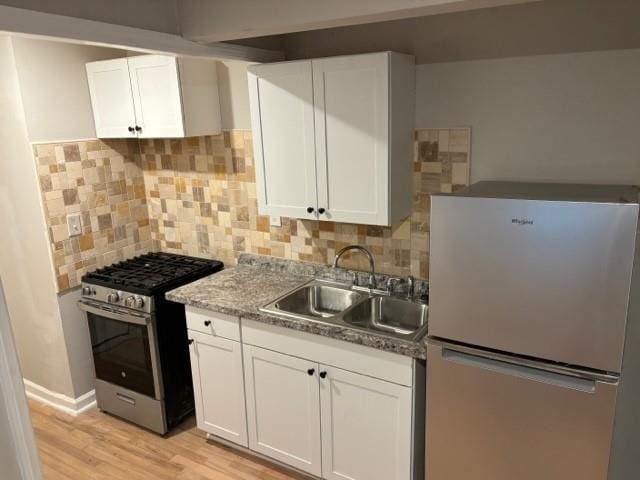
[33,139,152,291]
[139,128,470,282]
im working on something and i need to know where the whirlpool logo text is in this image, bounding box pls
[511,218,534,225]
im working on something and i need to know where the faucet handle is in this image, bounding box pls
[418,282,429,303]
[406,275,415,299]
[385,277,403,294]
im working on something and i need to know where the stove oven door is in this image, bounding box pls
[80,300,162,400]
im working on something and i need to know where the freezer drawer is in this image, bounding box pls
[426,341,618,480]
[429,194,638,373]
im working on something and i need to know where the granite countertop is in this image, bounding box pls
[166,254,427,359]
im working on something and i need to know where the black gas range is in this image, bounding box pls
[78,252,223,434]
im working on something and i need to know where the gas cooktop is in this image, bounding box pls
[82,252,223,296]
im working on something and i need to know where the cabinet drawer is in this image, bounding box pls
[186,306,240,341]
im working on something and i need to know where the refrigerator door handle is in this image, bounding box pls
[442,347,599,393]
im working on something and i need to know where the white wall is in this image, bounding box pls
[416,48,640,184]
[179,0,532,42]
[10,36,123,142]
[0,0,180,34]
[282,0,640,65]
[0,36,76,398]
[0,393,22,480]
[0,277,42,480]
[217,60,253,130]
[58,289,94,396]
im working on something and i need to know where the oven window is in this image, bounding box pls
[87,312,156,398]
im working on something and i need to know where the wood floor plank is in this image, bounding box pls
[29,400,305,480]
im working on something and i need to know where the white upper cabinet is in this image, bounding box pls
[85,58,137,138]
[313,54,389,225]
[247,61,318,220]
[127,55,185,138]
[248,52,415,226]
[86,54,221,139]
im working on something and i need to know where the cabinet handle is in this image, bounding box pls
[135,125,142,132]
[307,368,315,376]
[188,339,194,345]
[128,126,135,133]
[307,207,315,214]
[204,320,211,327]
[319,371,327,379]
[318,208,326,215]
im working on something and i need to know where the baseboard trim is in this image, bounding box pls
[23,379,95,416]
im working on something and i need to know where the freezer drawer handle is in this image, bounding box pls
[442,348,597,393]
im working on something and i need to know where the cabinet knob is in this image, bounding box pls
[135,125,142,132]
[318,208,326,215]
[128,126,135,133]
[204,320,211,327]
[319,371,327,379]
[307,207,315,214]
[307,368,315,376]
[188,339,194,345]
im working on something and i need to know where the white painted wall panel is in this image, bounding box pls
[416,49,640,184]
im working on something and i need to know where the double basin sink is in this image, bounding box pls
[260,279,428,341]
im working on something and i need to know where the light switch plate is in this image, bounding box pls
[270,216,281,227]
[67,213,82,237]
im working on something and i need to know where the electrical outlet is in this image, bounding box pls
[270,216,281,227]
[67,213,82,237]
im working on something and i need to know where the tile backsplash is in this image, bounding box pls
[33,139,151,291]
[34,129,470,292]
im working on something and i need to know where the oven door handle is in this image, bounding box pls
[78,301,151,326]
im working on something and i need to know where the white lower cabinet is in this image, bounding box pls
[187,312,420,480]
[242,345,415,480]
[188,330,248,447]
[243,345,322,476]
[319,365,413,480]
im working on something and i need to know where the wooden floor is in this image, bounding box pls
[29,400,306,480]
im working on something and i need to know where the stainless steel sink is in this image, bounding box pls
[261,279,428,342]
[342,296,428,339]
[264,280,366,320]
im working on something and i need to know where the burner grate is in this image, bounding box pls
[82,252,222,295]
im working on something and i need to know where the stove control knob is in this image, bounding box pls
[124,296,136,308]
[82,286,92,296]
[134,296,145,309]
[107,292,120,303]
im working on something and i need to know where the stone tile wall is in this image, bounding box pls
[139,128,470,281]
[34,129,469,292]
[33,139,152,291]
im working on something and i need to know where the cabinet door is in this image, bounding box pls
[188,331,248,446]
[127,55,185,138]
[243,345,321,476]
[319,365,412,480]
[313,53,390,225]
[86,58,137,138]
[248,61,318,219]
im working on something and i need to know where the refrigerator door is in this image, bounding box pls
[426,341,618,480]
[429,195,638,373]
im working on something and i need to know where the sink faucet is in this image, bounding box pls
[333,245,376,290]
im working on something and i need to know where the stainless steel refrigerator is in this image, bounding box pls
[426,181,640,480]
